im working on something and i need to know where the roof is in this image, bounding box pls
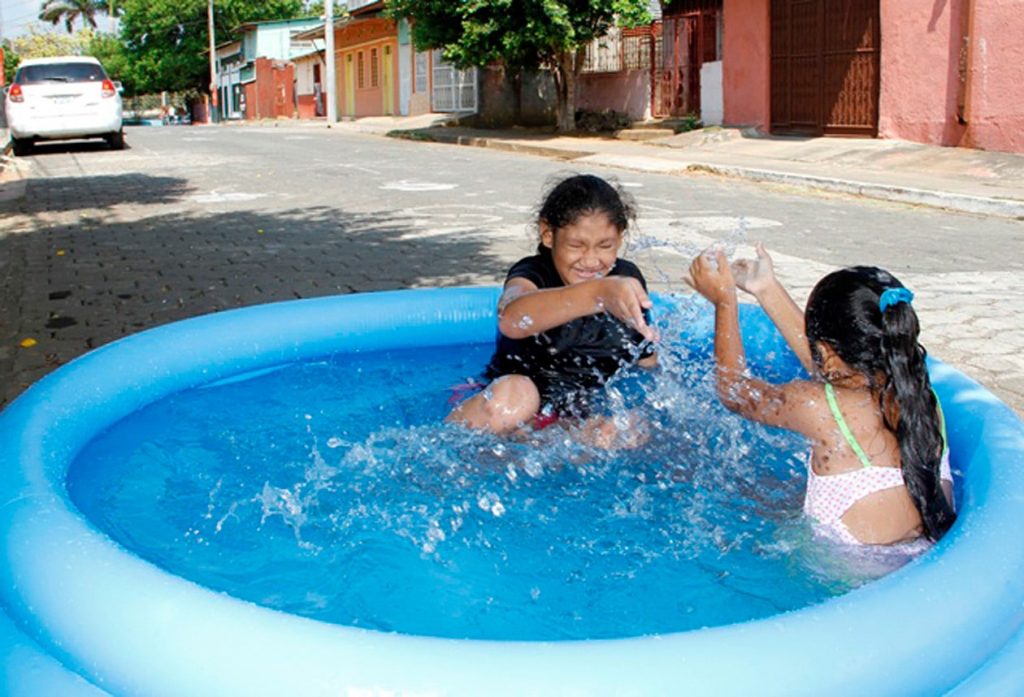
[291,48,323,62]
[348,0,384,15]
[233,16,323,33]
[214,39,243,54]
[292,16,351,41]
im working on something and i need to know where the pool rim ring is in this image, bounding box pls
[1,286,1023,696]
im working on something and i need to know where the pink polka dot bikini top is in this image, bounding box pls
[803,383,954,545]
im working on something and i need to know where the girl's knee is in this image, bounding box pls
[490,375,541,410]
[450,375,540,433]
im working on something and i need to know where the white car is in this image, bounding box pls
[5,56,124,156]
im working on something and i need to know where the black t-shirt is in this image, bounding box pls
[484,251,655,415]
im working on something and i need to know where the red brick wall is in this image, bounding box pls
[244,57,295,120]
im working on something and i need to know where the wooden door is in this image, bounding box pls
[771,0,879,136]
[658,6,720,118]
[382,44,394,115]
[344,53,355,117]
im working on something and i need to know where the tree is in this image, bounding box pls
[39,0,121,33]
[385,0,651,132]
[4,25,130,87]
[9,24,96,59]
[302,1,344,16]
[87,32,134,91]
[117,0,304,95]
[3,40,21,84]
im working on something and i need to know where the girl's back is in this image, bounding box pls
[802,382,928,544]
[688,249,956,546]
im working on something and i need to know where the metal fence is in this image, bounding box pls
[432,52,478,113]
[581,26,657,74]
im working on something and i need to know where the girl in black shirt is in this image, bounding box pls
[447,174,657,443]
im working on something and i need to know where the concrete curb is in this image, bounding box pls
[388,129,1024,220]
[688,164,1024,219]
[388,129,590,161]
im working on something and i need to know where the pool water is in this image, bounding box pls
[67,339,911,641]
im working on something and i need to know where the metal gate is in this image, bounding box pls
[657,5,719,118]
[770,0,880,136]
[431,52,478,113]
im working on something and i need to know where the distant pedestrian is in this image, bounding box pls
[447,173,658,447]
[688,243,956,546]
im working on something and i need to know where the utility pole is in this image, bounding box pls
[324,0,337,124]
[208,0,219,123]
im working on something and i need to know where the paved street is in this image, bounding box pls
[2,124,1023,413]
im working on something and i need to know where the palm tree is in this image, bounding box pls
[38,0,121,33]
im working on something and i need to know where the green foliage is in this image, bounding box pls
[386,0,651,70]
[3,41,21,84]
[302,1,345,16]
[670,113,703,134]
[575,108,631,133]
[3,25,134,91]
[87,32,134,91]
[8,24,96,59]
[118,0,304,94]
[384,0,651,130]
[39,0,121,33]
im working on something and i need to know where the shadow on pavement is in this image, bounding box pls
[2,172,186,214]
[12,139,133,159]
[1,196,510,407]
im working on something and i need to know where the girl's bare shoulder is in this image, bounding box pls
[770,379,834,437]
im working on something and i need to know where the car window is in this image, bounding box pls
[15,63,108,85]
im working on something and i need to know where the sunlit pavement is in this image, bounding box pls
[1,123,1022,415]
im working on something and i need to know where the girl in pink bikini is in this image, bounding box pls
[688,243,955,546]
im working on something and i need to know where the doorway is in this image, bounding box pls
[770,0,880,136]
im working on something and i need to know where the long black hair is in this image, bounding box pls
[534,174,637,254]
[805,266,956,541]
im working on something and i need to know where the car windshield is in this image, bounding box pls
[16,63,107,85]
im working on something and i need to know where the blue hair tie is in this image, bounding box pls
[879,287,914,313]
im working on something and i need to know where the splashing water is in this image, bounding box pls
[66,217,921,641]
[66,328,912,642]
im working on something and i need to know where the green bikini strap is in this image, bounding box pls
[824,382,875,469]
[934,388,949,456]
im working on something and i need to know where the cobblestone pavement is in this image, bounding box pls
[2,126,1023,416]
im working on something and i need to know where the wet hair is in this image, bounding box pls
[805,266,956,541]
[534,174,637,254]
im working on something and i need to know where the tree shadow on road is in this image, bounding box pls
[1,172,192,214]
[1,190,516,406]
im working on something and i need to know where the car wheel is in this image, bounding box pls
[106,130,125,150]
[12,137,33,157]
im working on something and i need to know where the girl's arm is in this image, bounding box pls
[731,243,814,374]
[497,275,657,342]
[689,250,820,434]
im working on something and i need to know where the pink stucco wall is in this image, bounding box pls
[578,71,652,121]
[722,0,770,131]
[720,0,1022,152]
[959,0,1024,152]
[880,0,1022,153]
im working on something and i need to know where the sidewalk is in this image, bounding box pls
[7,112,1024,218]
[343,116,1024,220]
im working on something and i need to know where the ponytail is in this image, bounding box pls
[879,300,955,540]
[807,268,957,541]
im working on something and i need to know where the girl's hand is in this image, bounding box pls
[595,276,658,342]
[730,242,777,298]
[688,248,737,306]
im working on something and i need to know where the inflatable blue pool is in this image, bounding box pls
[1,287,1023,696]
